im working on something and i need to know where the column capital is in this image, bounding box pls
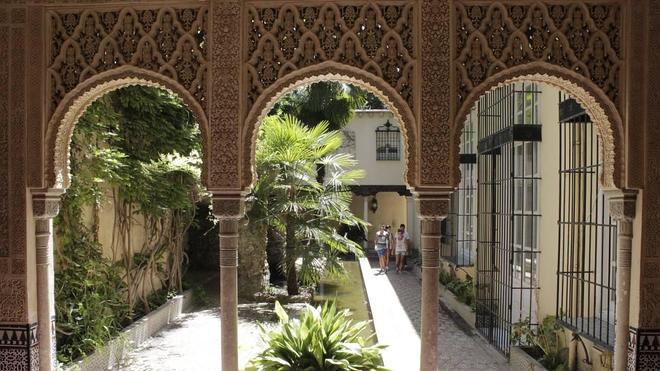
[211,192,245,219]
[607,189,638,222]
[415,192,451,220]
[31,189,64,219]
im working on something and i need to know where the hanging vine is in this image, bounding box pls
[54,86,203,363]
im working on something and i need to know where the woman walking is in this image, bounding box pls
[395,227,408,273]
[375,225,389,274]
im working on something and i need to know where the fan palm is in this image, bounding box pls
[271,82,380,131]
[253,114,367,295]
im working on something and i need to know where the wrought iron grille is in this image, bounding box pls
[556,93,617,348]
[375,120,401,161]
[442,107,477,266]
[475,82,542,356]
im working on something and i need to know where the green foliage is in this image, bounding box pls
[271,82,376,131]
[439,269,475,306]
[253,115,368,294]
[512,316,569,371]
[55,85,203,362]
[247,301,388,371]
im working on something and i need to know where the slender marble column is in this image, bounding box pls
[608,191,637,371]
[417,196,449,371]
[32,191,62,371]
[212,196,244,371]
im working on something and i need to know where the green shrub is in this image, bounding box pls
[512,316,568,371]
[247,301,388,371]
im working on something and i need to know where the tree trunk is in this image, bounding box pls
[285,221,299,295]
[237,218,267,298]
[266,228,285,283]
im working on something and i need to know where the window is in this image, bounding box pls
[375,120,400,161]
[442,106,477,266]
[556,93,617,348]
[475,82,541,356]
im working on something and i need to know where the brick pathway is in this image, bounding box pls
[359,258,511,371]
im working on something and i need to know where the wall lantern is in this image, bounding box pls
[370,196,378,213]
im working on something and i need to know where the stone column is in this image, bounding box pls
[608,191,637,371]
[32,191,62,371]
[212,195,244,371]
[417,196,449,371]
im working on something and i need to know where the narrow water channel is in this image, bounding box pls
[313,259,376,342]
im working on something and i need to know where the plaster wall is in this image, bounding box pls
[350,193,408,247]
[536,83,561,321]
[341,110,406,186]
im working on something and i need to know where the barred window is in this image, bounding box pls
[375,120,400,161]
[556,93,617,348]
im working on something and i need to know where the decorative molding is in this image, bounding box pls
[417,197,450,220]
[245,1,415,114]
[454,1,621,109]
[452,64,623,189]
[46,66,210,190]
[46,5,208,117]
[0,279,26,323]
[628,327,660,371]
[0,25,8,258]
[31,192,62,220]
[452,2,624,189]
[243,61,417,190]
[209,0,241,189]
[420,0,451,185]
[0,323,38,371]
[211,197,244,219]
[609,190,637,222]
[350,185,412,197]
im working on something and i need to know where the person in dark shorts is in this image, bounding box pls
[374,225,389,273]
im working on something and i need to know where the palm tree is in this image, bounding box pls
[271,82,380,131]
[253,115,367,295]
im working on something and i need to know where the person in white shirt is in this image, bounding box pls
[396,224,410,272]
[374,225,389,274]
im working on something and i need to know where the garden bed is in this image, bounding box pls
[509,346,548,371]
[61,290,193,371]
[412,265,475,326]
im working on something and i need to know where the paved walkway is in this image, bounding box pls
[359,257,511,371]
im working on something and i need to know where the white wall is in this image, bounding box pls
[340,110,406,186]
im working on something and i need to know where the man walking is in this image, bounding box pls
[375,225,390,274]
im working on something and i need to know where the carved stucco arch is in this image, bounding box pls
[45,65,210,190]
[243,61,417,190]
[452,62,623,190]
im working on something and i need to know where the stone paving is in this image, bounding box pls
[359,257,512,371]
[117,260,511,371]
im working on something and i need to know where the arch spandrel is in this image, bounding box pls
[452,1,626,190]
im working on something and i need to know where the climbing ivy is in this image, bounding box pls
[54,86,203,363]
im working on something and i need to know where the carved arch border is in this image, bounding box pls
[45,65,210,190]
[452,61,623,189]
[242,61,417,190]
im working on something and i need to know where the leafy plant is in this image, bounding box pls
[512,316,568,371]
[55,85,203,362]
[253,115,368,295]
[247,301,388,371]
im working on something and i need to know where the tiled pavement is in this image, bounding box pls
[359,257,512,371]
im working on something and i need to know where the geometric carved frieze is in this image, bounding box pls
[628,327,660,371]
[454,2,622,110]
[0,279,26,323]
[47,5,208,117]
[246,1,415,114]
[0,323,38,371]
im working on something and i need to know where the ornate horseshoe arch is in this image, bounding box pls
[243,61,418,190]
[46,66,211,190]
[452,1,625,189]
[452,62,623,189]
